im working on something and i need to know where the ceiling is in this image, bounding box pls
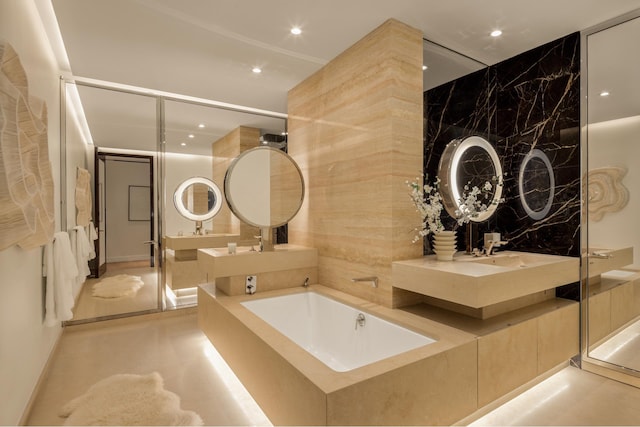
[49,0,640,155]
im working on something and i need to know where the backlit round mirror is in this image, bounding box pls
[224,147,304,228]
[438,135,503,222]
[519,149,554,220]
[173,177,222,222]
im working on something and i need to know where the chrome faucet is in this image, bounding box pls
[351,276,378,287]
[355,313,366,330]
[194,220,203,235]
[253,234,264,252]
[302,277,310,288]
[484,240,509,256]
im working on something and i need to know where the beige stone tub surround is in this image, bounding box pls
[198,284,477,426]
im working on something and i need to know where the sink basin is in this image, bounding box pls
[164,233,241,251]
[584,247,633,278]
[392,251,579,309]
[468,254,529,268]
[197,244,318,279]
[465,252,564,268]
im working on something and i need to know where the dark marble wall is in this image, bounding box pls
[424,33,581,261]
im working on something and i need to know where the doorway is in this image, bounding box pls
[70,152,160,321]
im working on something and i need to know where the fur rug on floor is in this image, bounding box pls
[92,274,145,298]
[59,372,203,426]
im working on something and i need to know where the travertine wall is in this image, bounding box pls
[211,126,260,239]
[287,19,424,307]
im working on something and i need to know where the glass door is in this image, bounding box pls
[584,12,640,375]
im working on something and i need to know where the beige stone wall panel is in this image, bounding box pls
[288,19,424,307]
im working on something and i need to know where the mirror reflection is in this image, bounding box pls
[173,177,222,222]
[518,149,554,220]
[224,147,304,229]
[585,15,640,375]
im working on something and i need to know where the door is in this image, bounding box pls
[89,151,107,277]
[583,13,640,376]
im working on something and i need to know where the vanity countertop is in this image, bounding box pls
[198,244,318,278]
[392,251,580,308]
[164,233,240,251]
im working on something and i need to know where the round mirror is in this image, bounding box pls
[173,177,223,221]
[438,135,503,222]
[224,147,304,228]
[519,149,554,220]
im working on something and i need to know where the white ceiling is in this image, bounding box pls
[50,0,640,154]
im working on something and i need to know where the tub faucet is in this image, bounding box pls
[355,313,366,330]
[302,277,310,288]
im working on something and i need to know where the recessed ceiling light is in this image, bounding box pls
[252,67,262,74]
[188,134,194,138]
[600,91,610,97]
[291,27,302,35]
[490,30,502,37]
[198,123,205,128]
[422,65,428,71]
[180,142,186,146]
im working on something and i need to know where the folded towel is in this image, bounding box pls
[44,231,79,326]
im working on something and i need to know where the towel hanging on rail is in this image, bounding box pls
[43,231,78,326]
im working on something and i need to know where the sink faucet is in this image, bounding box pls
[194,220,203,235]
[484,240,508,256]
[254,234,264,252]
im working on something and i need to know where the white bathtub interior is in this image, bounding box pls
[241,291,436,372]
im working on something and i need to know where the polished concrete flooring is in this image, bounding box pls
[26,310,640,426]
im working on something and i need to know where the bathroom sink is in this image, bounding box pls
[197,244,318,279]
[468,254,529,268]
[392,250,579,309]
[465,252,561,268]
[584,247,633,278]
[164,233,240,251]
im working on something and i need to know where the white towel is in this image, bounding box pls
[72,226,92,288]
[87,222,98,259]
[44,231,79,327]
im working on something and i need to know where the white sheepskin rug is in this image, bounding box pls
[59,372,203,426]
[92,274,145,298]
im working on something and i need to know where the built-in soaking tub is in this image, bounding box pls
[241,291,435,372]
[198,284,478,426]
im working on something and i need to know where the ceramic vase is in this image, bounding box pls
[433,230,457,261]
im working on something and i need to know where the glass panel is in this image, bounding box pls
[162,100,286,309]
[65,83,161,323]
[585,15,640,372]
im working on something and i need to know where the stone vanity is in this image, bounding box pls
[197,244,318,295]
[393,250,579,318]
[163,234,241,290]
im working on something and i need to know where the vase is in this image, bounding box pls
[433,230,457,261]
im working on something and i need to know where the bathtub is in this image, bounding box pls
[241,291,435,372]
[198,284,478,425]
